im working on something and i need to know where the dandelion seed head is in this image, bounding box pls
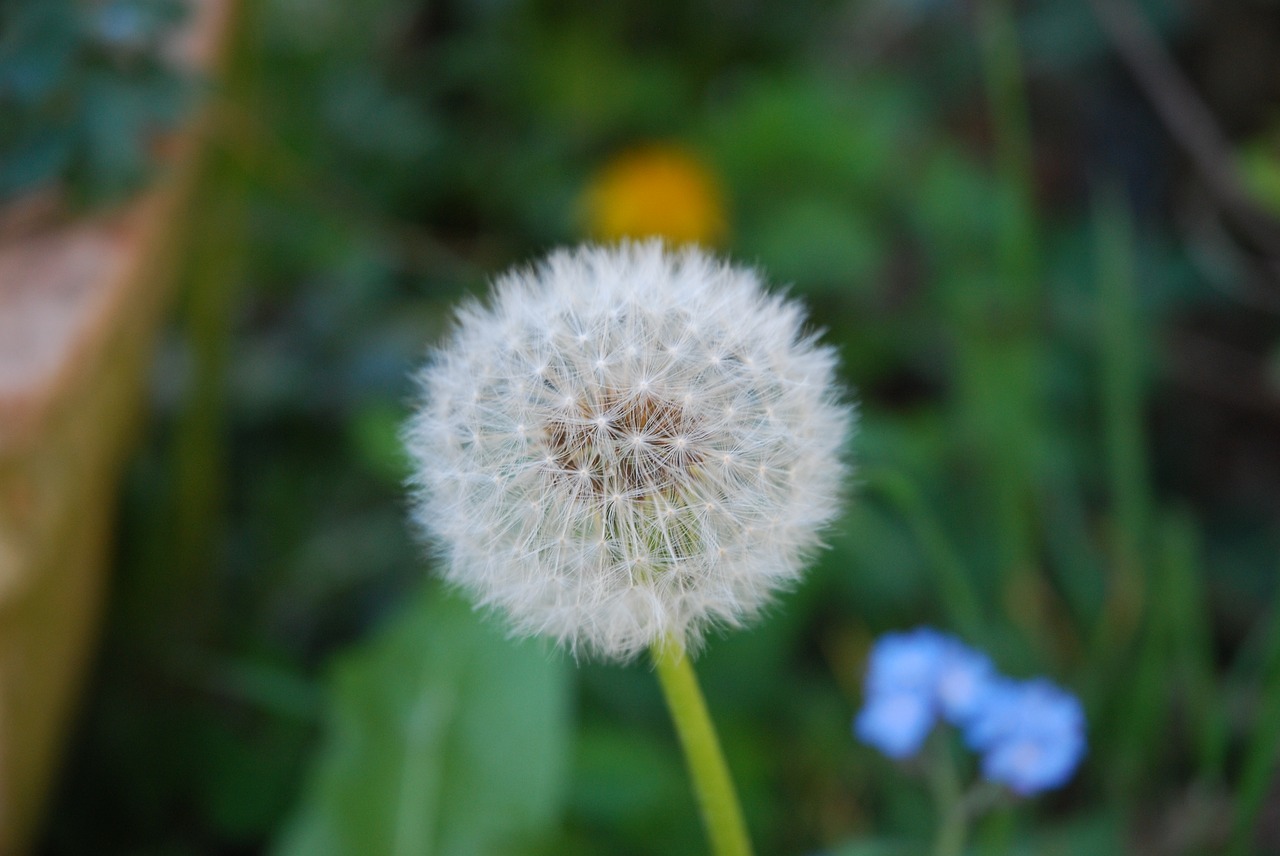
[405,241,854,660]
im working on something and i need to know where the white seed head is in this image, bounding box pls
[405,241,855,660]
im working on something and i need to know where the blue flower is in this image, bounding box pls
[935,638,995,724]
[852,627,1084,796]
[854,691,936,758]
[963,678,1086,796]
[854,628,955,758]
[864,628,948,696]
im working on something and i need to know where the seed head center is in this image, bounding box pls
[544,389,701,501]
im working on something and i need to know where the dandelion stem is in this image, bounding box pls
[651,639,754,856]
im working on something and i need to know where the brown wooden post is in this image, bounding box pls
[0,2,237,850]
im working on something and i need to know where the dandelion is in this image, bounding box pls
[406,240,853,661]
[582,146,728,246]
[406,241,853,856]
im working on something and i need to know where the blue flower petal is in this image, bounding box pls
[854,691,936,759]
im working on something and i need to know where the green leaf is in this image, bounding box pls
[275,586,572,856]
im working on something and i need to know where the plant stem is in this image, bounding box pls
[651,639,754,856]
[934,807,968,856]
[928,732,969,856]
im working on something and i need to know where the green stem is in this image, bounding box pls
[928,732,969,856]
[651,639,754,856]
[934,807,968,856]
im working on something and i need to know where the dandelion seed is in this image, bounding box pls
[405,241,854,660]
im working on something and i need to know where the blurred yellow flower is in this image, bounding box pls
[582,145,727,246]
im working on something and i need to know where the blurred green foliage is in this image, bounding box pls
[20,0,1280,854]
[0,0,191,204]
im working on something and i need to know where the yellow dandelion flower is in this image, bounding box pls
[582,145,728,246]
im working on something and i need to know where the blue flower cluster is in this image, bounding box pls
[853,628,1086,796]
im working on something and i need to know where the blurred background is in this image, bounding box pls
[3,0,1280,853]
